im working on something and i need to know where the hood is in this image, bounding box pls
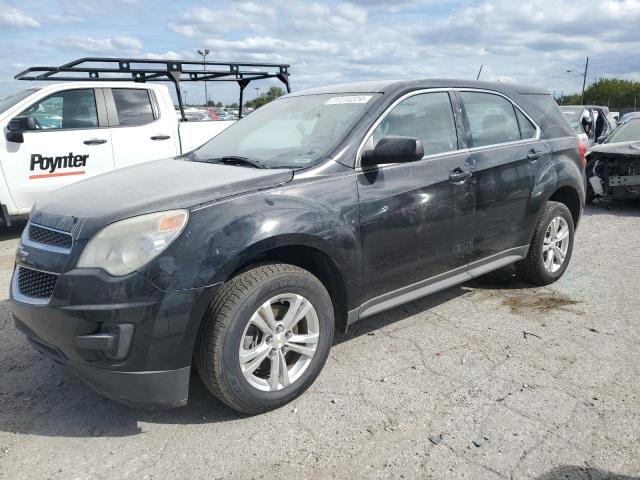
[588,141,640,157]
[30,158,294,238]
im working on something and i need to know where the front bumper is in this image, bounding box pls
[10,265,218,408]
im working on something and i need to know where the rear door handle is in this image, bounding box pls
[449,168,472,184]
[151,135,171,141]
[527,149,543,161]
[83,139,107,145]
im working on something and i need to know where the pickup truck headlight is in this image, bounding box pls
[77,210,188,276]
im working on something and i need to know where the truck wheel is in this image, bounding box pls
[516,201,575,286]
[195,263,334,414]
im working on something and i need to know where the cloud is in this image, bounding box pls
[2,0,640,105]
[0,3,40,27]
[204,37,340,56]
[45,13,83,24]
[171,2,277,36]
[41,35,142,53]
[143,50,193,60]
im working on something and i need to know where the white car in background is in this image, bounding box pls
[0,82,234,225]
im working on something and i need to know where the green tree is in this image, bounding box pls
[561,78,640,109]
[244,86,285,110]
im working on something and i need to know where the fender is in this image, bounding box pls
[142,172,362,307]
[526,137,586,242]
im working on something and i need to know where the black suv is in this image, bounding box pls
[11,80,585,414]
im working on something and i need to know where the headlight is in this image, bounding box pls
[77,210,188,276]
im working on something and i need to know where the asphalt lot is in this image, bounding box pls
[1,202,639,480]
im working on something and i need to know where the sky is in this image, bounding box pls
[1,0,640,105]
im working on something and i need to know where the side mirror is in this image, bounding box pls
[362,136,424,167]
[596,135,606,144]
[5,116,38,144]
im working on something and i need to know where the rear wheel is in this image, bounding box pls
[195,263,334,414]
[516,201,575,285]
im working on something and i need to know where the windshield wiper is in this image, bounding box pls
[195,155,267,169]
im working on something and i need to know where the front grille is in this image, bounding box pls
[17,266,59,298]
[28,224,72,249]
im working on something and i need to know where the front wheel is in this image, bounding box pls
[516,201,575,285]
[195,264,334,414]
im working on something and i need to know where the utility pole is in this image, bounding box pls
[567,56,589,105]
[476,65,483,81]
[255,87,261,100]
[197,49,210,107]
[581,56,589,105]
[182,90,188,106]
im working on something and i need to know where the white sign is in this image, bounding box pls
[325,95,373,105]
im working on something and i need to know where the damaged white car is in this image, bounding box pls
[586,118,640,202]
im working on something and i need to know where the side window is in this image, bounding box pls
[371,92,458,156]
[20,89,98,130]
[460,92,521,147]
[112,89,155,126]
[515,108,536,139]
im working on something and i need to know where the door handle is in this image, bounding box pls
[83,139,107,145]
[449,168,472,184]
[151,135,171,141]
[527,149,543,161]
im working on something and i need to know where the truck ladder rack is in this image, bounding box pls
[15,57,291,119]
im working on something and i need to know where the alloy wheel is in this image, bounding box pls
[238,293,320,392]
[542,216,570,273]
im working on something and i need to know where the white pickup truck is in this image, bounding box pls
[0,82,234,224]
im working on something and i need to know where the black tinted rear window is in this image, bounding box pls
[112,89,155,126]
[519,94,574,138]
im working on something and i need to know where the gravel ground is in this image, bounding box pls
[1,202,639,480]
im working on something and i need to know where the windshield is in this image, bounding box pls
[0,88,39,115]
[561,108,584,133]
[605,119,640,144]
[192,93,380,169]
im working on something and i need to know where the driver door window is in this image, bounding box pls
[21,89,98,130]
[371,92,458,157]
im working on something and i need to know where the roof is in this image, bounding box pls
[286,78,549,97]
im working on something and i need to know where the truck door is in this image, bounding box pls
[1,88,114,210]
[106,87,179,168]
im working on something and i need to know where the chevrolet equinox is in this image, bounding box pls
[11,79,586,414]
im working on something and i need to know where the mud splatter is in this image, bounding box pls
[502,292,580,315]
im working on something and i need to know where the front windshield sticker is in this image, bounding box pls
[325,95,373,105]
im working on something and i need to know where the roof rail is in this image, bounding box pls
[15,57,291,119]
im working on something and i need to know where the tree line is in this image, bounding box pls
[560,78,640,112]
[201,86,286,110]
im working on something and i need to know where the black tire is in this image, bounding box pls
[516,201,575,286]
[195,263,334,414]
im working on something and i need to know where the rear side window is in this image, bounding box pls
[112,89,155,126]
[520,94,574,138]
[20,89,98,130]
[372,92,458,156]
[460,91,521,147]
[515,108,537,139]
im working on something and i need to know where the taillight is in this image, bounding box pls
[578,139,587,168]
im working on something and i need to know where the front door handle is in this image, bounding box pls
[449,168,472,184]
[151,135,171,141]
[83,139,107,145]
[527,149,543,161]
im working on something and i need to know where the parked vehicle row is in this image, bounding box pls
[10,78,586,414]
